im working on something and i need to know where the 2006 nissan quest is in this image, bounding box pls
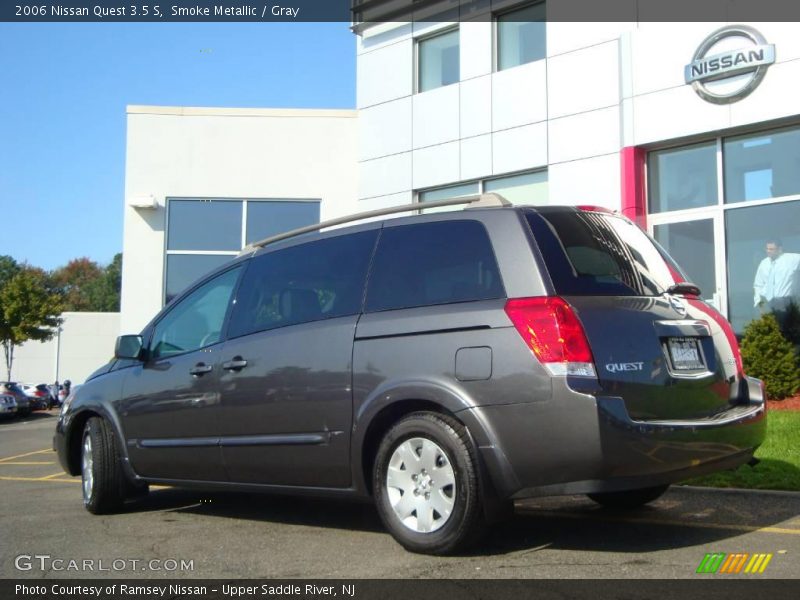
[55,194,766,554]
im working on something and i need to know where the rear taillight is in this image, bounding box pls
[504,297,596,377]
[35,390,46,397]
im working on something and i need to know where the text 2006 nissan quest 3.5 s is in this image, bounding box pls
[55,195,766,554]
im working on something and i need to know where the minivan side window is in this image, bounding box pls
[150,266,242,359]
[227,230,379,339]
[365,220,504,312]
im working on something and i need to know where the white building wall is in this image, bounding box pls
[10,312,120,386]
[356,18,799,213]
[356,21,630,211]
[121,106,359,334]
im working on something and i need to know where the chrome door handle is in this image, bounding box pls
[222,357,248,371]
[189,363,213,376]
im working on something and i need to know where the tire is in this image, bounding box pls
[587,484,670,509]
[373,412,485,555]
[81,417,126,514]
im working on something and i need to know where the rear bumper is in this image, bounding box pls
[459,376,766,500]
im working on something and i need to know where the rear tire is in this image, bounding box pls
[373,412,485,555]
[81,417,126,514]
[587,484,670,509]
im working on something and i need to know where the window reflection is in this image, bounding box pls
[654,220,715,301]
[485,171,548,205]
[648,143,717,213]
[167,200,242,251]
[497,2,546,71]
[418,29,459,92]
[725,201,800,334]
[724,127,800,203]
[246,201,320,245]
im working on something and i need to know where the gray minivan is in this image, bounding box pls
[55,196,766,554]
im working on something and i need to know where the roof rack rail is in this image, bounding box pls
[240,193,511,254]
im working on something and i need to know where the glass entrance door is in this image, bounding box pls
[651,212,726,313]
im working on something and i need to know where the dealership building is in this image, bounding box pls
[15,3,800,383]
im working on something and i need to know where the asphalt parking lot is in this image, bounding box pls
[1,412,798,579]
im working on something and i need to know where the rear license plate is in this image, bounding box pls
[667,337,705,370]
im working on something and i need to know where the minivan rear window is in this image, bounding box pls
[365,220,504,312]
[526,209,676,297]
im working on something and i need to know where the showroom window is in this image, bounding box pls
[165,198,320,303]
[418,28,459,92]
[418,170,548,210]
[647,124,800,335]
[723,127,800,203]
[496,2,546,71]
[648,142,718,213]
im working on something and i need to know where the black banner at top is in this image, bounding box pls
[4,0,800,23]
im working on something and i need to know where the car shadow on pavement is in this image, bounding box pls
[479,489,800,556]
[128,485,800,556]
[0,410,58,427]
[132,488,386,534]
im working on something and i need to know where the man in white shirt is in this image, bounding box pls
[753,239,800,324]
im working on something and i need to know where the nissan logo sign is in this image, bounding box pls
[684,25,775,104]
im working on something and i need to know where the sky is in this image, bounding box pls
[0,22,356,271]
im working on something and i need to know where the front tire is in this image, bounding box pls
[81,417,125,514]
[373,412,485,555]
[587,484,670,509]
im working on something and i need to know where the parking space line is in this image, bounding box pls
[0,449,51,463]
[0,475,78,483]
[0,461,56,466]
[38,472,66,480]
[516,508,800,536]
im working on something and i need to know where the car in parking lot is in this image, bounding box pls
[55,195,766,555]
[21,383,55,410]
[0,382,30,417]
[0,393,17,418]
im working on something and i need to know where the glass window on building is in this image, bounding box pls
[647,123,800,336]
[497,2,546,71]
[418,29,459,92]
[165,198,320,304]
[725,201,800,334]
[648,142,718,213]
[418,182,479,203]
[417,170,547,212]
[723,126,800,203]
[485,171,547,205]
[653,220,716,301]
[167,199,242,251]
[245,201,320,245]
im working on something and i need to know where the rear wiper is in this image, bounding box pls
[665,282,701,297]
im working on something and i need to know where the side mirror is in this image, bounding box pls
[115,335,144,360]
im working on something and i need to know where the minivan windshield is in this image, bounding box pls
[526,208,678,297]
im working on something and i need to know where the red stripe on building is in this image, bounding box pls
[620,146,647,229]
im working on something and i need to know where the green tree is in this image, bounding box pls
[51,254,121,312]
[0,266,64,381]
[741,312,800,400]
[0,255,21,287]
